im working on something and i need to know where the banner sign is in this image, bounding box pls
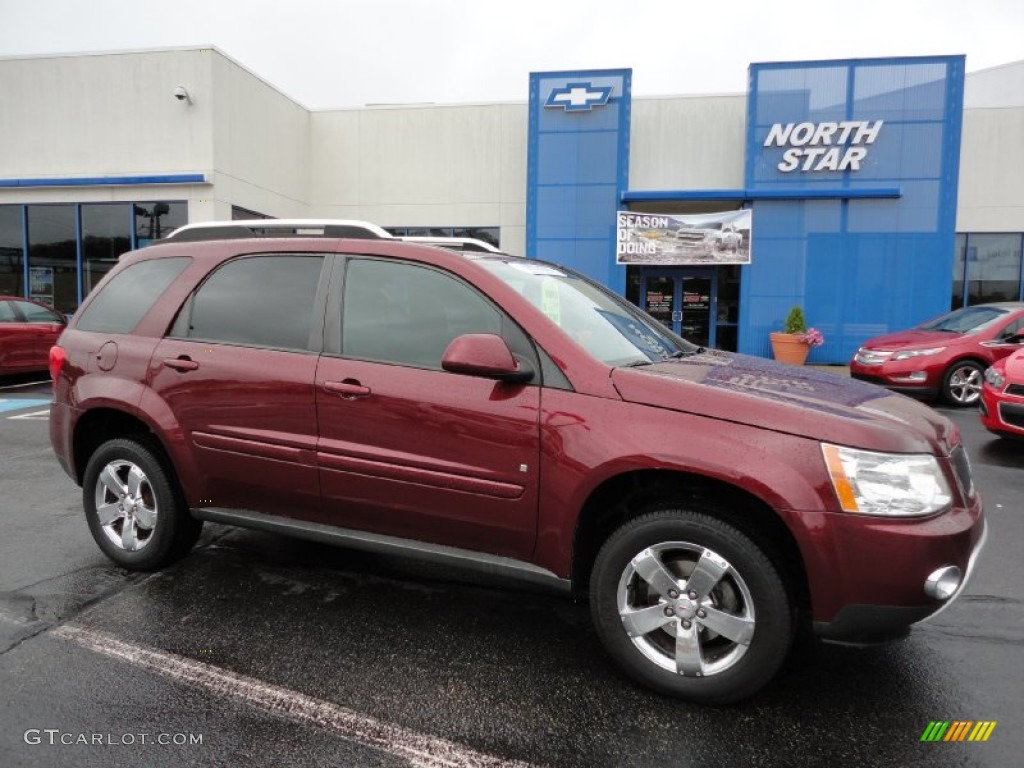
[616,209,752,265]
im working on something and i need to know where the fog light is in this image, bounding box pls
[892,371,928,383]
[925,566,962,600]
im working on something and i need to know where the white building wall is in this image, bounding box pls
[209,52,311,220]
[628,95,747,191]
[0,49,216,216]
[957,61,1024,232]
[309,103,527,254]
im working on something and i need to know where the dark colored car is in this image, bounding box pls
[0,295,65,376]
[980,347,1024,440]
[850,303,1024,406]
[49,221,985,704]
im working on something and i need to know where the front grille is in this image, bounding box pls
[1006,383,1024,397]
[950,444,974,500]
[854,348,892,366]
[998,402,1024,429]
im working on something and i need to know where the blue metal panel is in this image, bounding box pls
[622,187,901,202]
[740,56,965,363]
[0,174,207,188]
[527,69,631,294]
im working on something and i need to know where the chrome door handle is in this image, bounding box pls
[324,380,371,398]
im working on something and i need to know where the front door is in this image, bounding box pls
[640,270,716,348]
[315,257,541,560]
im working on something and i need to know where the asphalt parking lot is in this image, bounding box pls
[0,374,1021,767]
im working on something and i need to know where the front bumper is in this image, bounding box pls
[791,480,985,645]
[980,384,1024,438]
[813,517,987,645]
[850,358,942,395]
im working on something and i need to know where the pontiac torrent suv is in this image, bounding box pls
[50,220,985,704]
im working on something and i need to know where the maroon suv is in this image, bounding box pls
[49,220,985,704]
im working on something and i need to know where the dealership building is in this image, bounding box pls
[1,48,1022,363]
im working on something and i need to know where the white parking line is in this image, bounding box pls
[0,379,50,391]
[54,624,535,768]
[7,409,50,421]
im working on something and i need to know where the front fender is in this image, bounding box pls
[532,391,831,577]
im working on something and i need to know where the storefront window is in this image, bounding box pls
[0,206,23,297]
[385,226,500,248]
[952,234,967,310]
[231,205,272,220]
[26,205,77,313]
[82,204,132,298]
[965,233,1023,305]
[134,201,186,246]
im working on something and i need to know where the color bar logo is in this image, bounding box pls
[921,721,997,742]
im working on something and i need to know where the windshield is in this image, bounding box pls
[917,305,1009,333]
[477,258,697,366]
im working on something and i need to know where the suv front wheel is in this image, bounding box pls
[83,437,202,570]
[590,507,794,704]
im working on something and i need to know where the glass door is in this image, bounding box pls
[680,275,712,348]
[639,268,725,349]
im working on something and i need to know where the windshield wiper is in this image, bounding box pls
[624,359,653,367]
[669,347,705,358]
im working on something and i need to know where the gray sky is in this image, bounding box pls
[1,0,1021,109]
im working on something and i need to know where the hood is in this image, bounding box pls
[611,350,955,455]
[860,329,962,349]
[1004,349,1024,381]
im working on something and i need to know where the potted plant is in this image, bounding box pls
[770,306,825,365]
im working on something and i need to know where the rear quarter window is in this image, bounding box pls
[76,257,191,334]
[172,254,325,351]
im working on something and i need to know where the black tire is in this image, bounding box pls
[83,437,202,570]
[590,507,794,704]
[941,360,985,407]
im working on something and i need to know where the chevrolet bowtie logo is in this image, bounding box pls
[545,82,612,112]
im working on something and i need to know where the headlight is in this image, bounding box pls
[891,347,946,361]
[821,443,952,517]
[984,367,1005,389]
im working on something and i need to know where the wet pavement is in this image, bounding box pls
[0,377,1021,767]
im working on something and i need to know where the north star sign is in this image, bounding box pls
[763,120,884,172]
[545,82,612,112]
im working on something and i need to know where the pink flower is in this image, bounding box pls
[799,328,825,347]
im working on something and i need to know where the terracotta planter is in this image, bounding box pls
[770,332,810,365]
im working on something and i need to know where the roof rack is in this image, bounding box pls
[398,236,501,253]
[162,219,393,243]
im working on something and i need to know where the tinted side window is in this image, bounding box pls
[179,255,324,351]
[0,301,17,322]
[343,259,501,368]
[13,300,61,323]
[1000,317,1023,338]
[76,257,190,334]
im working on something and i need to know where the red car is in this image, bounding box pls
[980,347,1024,439]
[0,295,66,377]
[49,220,985,704]
[851,303,1024,406]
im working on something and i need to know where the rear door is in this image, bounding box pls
[149,252,329,520]
[984,314,1024,362]
[10,300,65,364]
[315,256,542,559]
[0,300,34,372]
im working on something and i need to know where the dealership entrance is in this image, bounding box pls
[635,265,741,351]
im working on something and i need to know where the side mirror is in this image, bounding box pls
[441,334,534,384]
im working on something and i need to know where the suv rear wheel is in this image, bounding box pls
[83,438,202,570]
[590,507,793,704]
